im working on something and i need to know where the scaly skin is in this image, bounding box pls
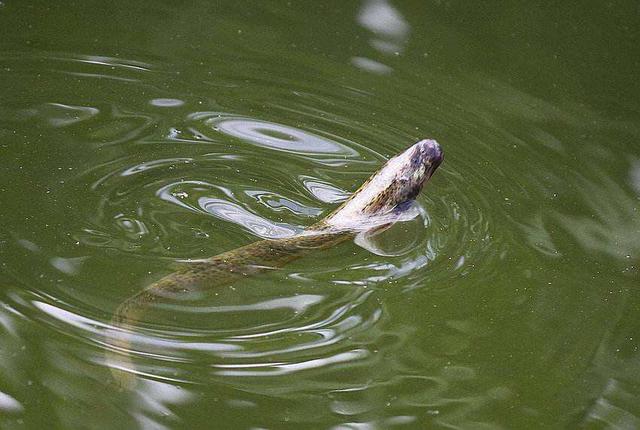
[107,139,443,389]
[111,224,349,327]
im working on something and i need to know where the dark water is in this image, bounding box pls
[1,1,639,429]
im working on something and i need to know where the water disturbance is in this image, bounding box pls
[0,1,639,429]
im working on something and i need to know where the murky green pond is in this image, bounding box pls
[1,1,639,428]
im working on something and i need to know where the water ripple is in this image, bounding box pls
[1,40,618,429]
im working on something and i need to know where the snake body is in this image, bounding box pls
[107,139,443,387]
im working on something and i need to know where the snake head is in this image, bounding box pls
[325,139,443,228]
[371,139,443,213]
[402,139,444,192]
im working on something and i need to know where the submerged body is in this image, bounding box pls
[107,139,443,387]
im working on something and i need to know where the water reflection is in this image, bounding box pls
[350,57,393,75]
[300,177,349,204]
[1,2,638,427]
[357,0,410,54]
[353,0,410,74]
[555,171,639,261]
[149,98,185,108]
[630,160,640,195]
[210,116,358,156]
[128,379,194,430]
[39,103,100,128]
[215,349,370,377]
[0,391,23,414]
[67,54,152,71]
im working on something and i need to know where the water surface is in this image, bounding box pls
[1,1,639,429]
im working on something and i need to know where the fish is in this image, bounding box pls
[106,139,443,388]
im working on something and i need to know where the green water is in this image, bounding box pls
[1,1,639,428]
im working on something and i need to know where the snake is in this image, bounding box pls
[106,139,443,388]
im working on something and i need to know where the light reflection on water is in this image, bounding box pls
[211,116,358,156]
[0,0,639,429]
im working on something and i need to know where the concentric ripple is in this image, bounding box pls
[209,116,358,156]
[2,50,511,392]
